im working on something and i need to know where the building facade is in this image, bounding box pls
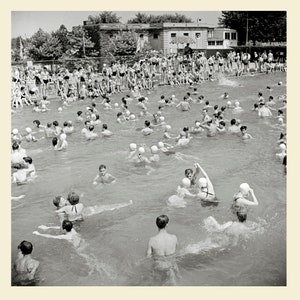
[82,21,238,54]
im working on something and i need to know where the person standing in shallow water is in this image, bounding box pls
[146,215,179,285]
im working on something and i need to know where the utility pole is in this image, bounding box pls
[82,26,86,57]
[246,12,249,51]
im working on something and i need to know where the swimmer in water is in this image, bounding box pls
[232,101,243,114]
[167,178,196,208]
[149,145,160,162]
[195,163,216,202]
[53,195,70,209]
[240,125,253,140]
[184,163,200,187]
[146,215,179,285]
[101,124,113,137]
[231,183,259,218]
[55,192,84,222]
[85,125,98,140]
[13,240,39,284]
[93,164,116,185]
[24,128,37,142]
[55,133,68,151]
[127,143,137,160]
[190,121,204,134]
[11,163,35,185]
[33,220,82,248]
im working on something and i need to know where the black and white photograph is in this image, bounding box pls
[10,10,287,286]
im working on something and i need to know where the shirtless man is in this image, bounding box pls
[146,215,178,285]
[13,240,39,284]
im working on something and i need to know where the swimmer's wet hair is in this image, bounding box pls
[67,192,80,205]
[12,143,19,150]
[62,220,73,232]
[230,119,236,125]
[237,211,247,223]
[156,215,169,229]
[23,157,33,164]
[102,124,108,130]
[185,168,193,176]
[77,111,83,116]
[33,120,40,125]
[53,121,59,126]
[18,240,33,255]
[52,137,58,146]
[53,196,62,207]
[99,164,106,170]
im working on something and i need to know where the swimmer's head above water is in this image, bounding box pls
[129,143,137,151]
[62,220,73,232]
[67,192,80,205]
[182,178,191,188]
[18,240,33,255]
[239,183,250,195]
[156,215,169,230]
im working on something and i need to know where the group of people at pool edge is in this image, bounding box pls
[11,48,286,286]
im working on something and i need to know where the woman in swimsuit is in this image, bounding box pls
[231,183,258,217]
[196,163,216,202]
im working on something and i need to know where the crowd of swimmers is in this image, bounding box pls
[11,51,287,285]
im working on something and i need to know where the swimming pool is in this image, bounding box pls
[11,72,286,286]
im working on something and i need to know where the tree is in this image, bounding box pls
[127,13,192,24]
[53,24,70,53]
[87,11,121,24]
[219,11,286,45]
[66,26,98,58]
[27,28,63,60]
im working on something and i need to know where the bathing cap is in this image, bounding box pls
[151,145,158,154]
[104,103,109,107]
[171,95,175,98]
[129,114,135,120]
[199,177,207,187]
[42,104,46,108]
[114,103,119,108]
[129,143,137,151]
[182,178,191,188]
[165,125,171,130]
[158,141,164,148]
[26,127,32,133]
[67,120,73,125]
[195,122,201,127]
[58,107,63,112]
[159,116,165,122]
[91,114,96,119]
[227,101,232,105]
[279,143,286,151]
[239,183,250,194]
[138,147,145,154]
[236,119,241,125]
[145,97,148,101]
[235,101,240,106]
[278,117,283,123]
[60,133,67,140]
[12,128,18,135]
[125,110,130,117]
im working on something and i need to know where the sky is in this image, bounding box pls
[11,11,222,38]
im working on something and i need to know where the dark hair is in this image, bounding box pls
[18,240,33,255]
[205,101,209,105]
[62,220,73,232]
[33,120,40,126]
[240,125,247,131]
[67,192,80,205]
[53,196,62,208]
[156,215,169,229]
[214,105,218,110]
[185,168,193,176]
[52,137,58,147]
[77,111,83,116]
[117,112,123,118]
[102,124,108,130]
[43,96,47,100]
[12,143,19,150]
[161,95,165,99]
[23,156,33,164]
[53,121,59,126]
[89,125,95,131]
[99,164,106,170]
[237,211,247,223]
[230,119,236,125]
[63,121,68,127]
[145,120,151,127]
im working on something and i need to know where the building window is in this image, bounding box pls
[231,32,237,40]
[139,34,144,39]
[195,32,201,39]
[183,33,189,36]
[208,30,213,38]
[225,32,230,40]
[171,33,176,38]
[208,41,215,45]
[216,41,223,45]
[153,34,159,39]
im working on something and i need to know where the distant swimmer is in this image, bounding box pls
[240,125,253,140]
[258,102,272,118]
[184,163,200,187]
[13,240,40,285]
[195,163,217,202]
[146,215,179,285]
[55,133,68,151]
[232,101,243,114]
[93,164,116,185]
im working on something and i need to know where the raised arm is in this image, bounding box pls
[146,239,153,258]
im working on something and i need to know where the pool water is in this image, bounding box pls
[11,72,286,286]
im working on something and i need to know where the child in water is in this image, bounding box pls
[93,164,116,185]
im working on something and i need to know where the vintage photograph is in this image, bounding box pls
[11,11,286,286]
